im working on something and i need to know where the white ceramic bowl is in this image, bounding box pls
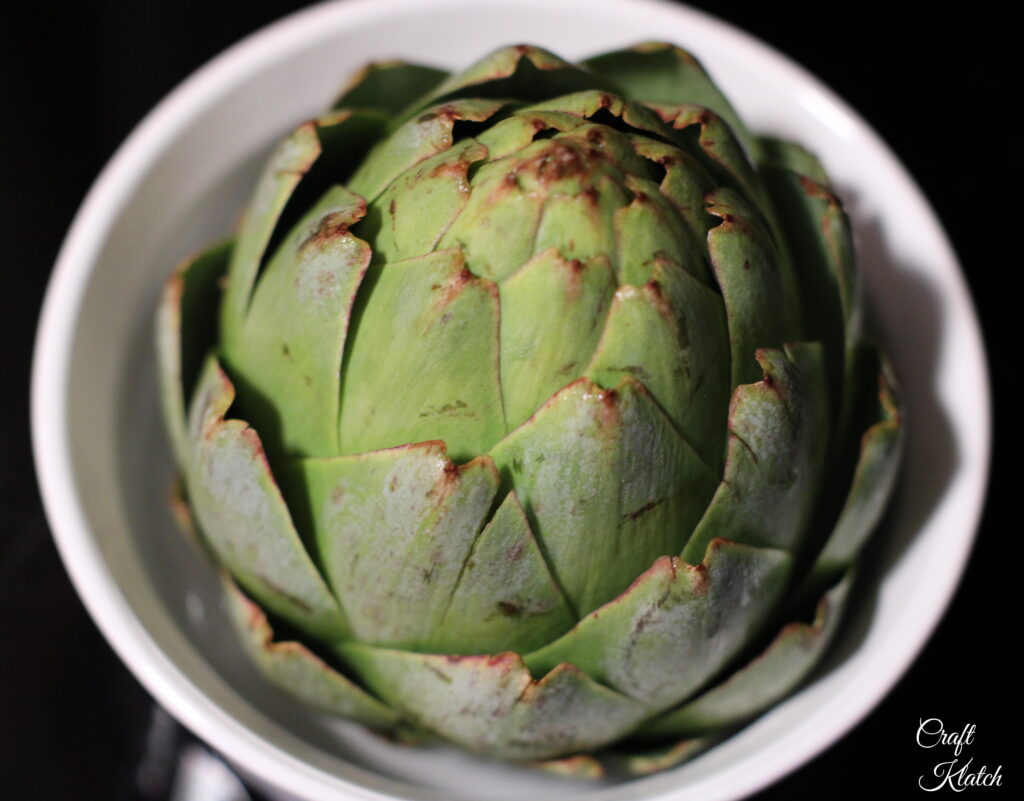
[32,0,990,799]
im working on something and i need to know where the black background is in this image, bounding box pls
[1,1,1012,798]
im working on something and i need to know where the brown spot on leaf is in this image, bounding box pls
[798,175,836,204]
[418,400,469,418]
[436,105,459,122]
[524,142,587,183]
[429,154,475,180]
[300,208,361,253]
[497,601,522,617]
[686,561,709,593]
[623,498,664,522]
[425,663,454,683]
[594,386,620,429]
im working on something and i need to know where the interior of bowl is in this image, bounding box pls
[34,1,989,799]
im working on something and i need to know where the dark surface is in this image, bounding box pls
[1,2,1010,798]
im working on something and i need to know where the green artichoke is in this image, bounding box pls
[157,42,903,773]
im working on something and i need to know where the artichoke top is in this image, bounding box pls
[158,43,902,770]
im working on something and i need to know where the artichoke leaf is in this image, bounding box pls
[585,256,729,475]
[582,43,756,159]
[170,484,397,727]
[681,342,831,562]
[221,109,386,348]
[226,186,371,459]
[184,357,348,642]
[511,172,624,276]
[498,248,616,430]
[757,137,832,188]
[796,351,902,604]
[439,134,631,283]
[536,116,652,176]
[408,45,608,118]
[528,754,605,779]
[474,109,589,159]
[337,647,647,761]
[222,572,399,728]
[639,570,853,739]
[437,490,576,655]
[611,736,719,776]
[613,173,709,287]
[157,239,231,467]
[432,153,549,282]
[359,139,488,264]
[338,248,505,460]
[631,138,717,245]
[655,105,766,216]
[706,187,802,389]
[522,90,679,148]
[524,540,792,711]
[332,61,448,116]
[348,98,508,203]
[489,376,719,618]
[288,442,500,651]
[760,148,858,407]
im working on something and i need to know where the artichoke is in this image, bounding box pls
[157,42,903,773]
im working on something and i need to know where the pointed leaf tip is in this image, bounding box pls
[222,574,399,728]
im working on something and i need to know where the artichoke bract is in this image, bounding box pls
[157,43,903,773]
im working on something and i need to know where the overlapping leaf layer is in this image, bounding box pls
[157,43,902,772]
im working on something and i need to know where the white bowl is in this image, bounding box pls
[31,0,990,799]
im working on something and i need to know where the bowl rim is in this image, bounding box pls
[31,0,991,799]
